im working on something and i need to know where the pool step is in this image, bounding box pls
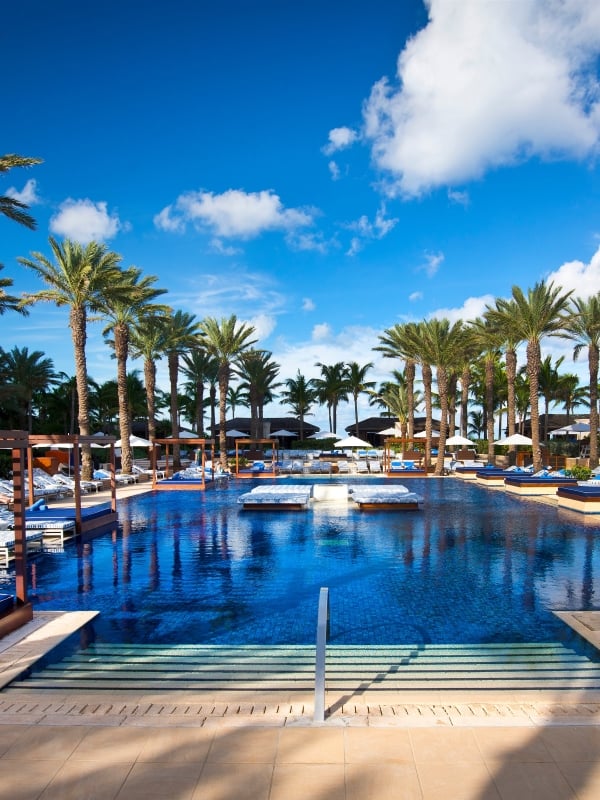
[8,641,600,692]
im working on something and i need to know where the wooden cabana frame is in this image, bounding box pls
[28,434,117,533]
[382,437,427,472]
[152,438,215,490]
[0,430,32,636]
[234,438,279,476]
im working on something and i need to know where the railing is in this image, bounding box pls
[314,586,330,722]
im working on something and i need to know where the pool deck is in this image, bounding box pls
[1,480,600,798]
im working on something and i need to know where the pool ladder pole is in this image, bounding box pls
[314,587,330,723]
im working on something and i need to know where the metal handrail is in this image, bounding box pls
[314,586,330,722]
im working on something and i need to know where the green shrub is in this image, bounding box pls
[564,465,592,481]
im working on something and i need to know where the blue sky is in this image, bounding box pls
[3,0,600,433]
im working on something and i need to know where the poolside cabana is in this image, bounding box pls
[382,438,426,475]
[152,438,216,490]
[28,434,118,533]
[234,438,279,477]
[0,430,31,637]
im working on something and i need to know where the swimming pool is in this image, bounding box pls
[7,478,600,646]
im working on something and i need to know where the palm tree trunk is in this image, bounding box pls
[218,366,228,469]
[589,343,599,467]
[115,324,133,474]
[406,359,416,439]
[527,340,543,471]
[354,394,359,436]
[506,347,517,455]
[422,364,433,470]
[70,306,93,481]
[144,358,157,441]
[435,367,448,476]
[485,357,495,465]
[460,366,470,438]
[168,352,181,469]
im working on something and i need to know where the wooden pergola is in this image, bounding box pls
[382,437,427,471]
[234,438,279,476]
[0,431,31,637]
[152,438,215,490]
[28,434,117,533]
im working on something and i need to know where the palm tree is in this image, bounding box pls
[162,311,201,468]
[0,264,28,316]
[0,153,42,229]
[560,294,600,467]
[470,318,503,465]
[375,322,420,438]
[18,238,127,479]
[313,362,349,435]
[537,355,564,440]
[199,315,257,468]
[556,374,587,422]
[129,317,170,442]
[226,384,249,421]
[495,281,573,471]
[279,371,317,441]
[346,361,375,436]
[0,345,59,430]
[417,319,465,474]
[181,346,220,435]
[235,349,281,440]
[99,267,169,473]
[485,298,522,448]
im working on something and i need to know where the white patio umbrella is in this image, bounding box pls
[445,435,474,446]
[493,433,533,446]
[550,422,590,436]
[166,430,199,439]
[271,429,296,437]
[114,434,153,448]
[225,429,248,438]
[308,431,338,440]
[334,435,371,449]
[378,426,400,436]
[414,430,440,438]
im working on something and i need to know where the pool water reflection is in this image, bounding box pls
[13,478,600,646]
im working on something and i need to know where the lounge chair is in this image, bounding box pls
[356,460,369,473]
[132,464,166,480]
[368,460,381,473]
[337,460,349,474]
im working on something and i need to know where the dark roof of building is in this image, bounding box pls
[211,417,319,435]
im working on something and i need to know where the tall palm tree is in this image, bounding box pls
[0,345,59,431]
[560,294,600,467]
[235,349,281,440]
[129,316,170,442]
[199,315,257,468]
[181,346,219,435]
[226,384,249,421]
[0,153,42,229]
[0,264,28,316]
[556,374,587,422]
[417,319,464,474]
[537,355,564,440]
[470,318,503,465]
[18,238,127,479]
[162,311,201,468]
[99,267,169,473]
[313,362,349,436]
[495,281,573,471]
[485,298,522,450]
[375,322,420,438]
[346,361,375,436]
[279,371,317,441]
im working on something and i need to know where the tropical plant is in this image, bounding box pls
[537,355,564,440]
[226,384,249,421]
[560,294,600,467]
[485,298,522,448]
[494,281,573,471]
[0,345,59,431]
[235,349,281,440]
[0,264,28,316]
[375,322,421,438]
[279,371,317,441]
[199,315,257,468]
[0,153,42,229]
[181,346,220,436]
[470,318,504,465]
[129,316,170,442]
[313,362,349,436]
[99,267,169,473]
[18,238,128,479]
[345,361,375,436]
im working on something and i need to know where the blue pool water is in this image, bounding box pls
[6,478,600,646]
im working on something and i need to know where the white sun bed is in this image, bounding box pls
[238,484,312,510]
[349,484,423,510]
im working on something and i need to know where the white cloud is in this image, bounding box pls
[546,245,600,298]
[363,0,600,196]
[154,188,314,239]
[448,189,469,206]
[6,178,41,205]
[50,198,123,243]
[322,126,358,155]
[302,297,316,312]
[420,251,444,278]
[344,205,398,255]
[428,294,496,324]
[286,230,330,254]
[210,238,242,256]
[312,323,332,341]
[244,313,277,342]
[409,291,423,302]
[328,160,341,180]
